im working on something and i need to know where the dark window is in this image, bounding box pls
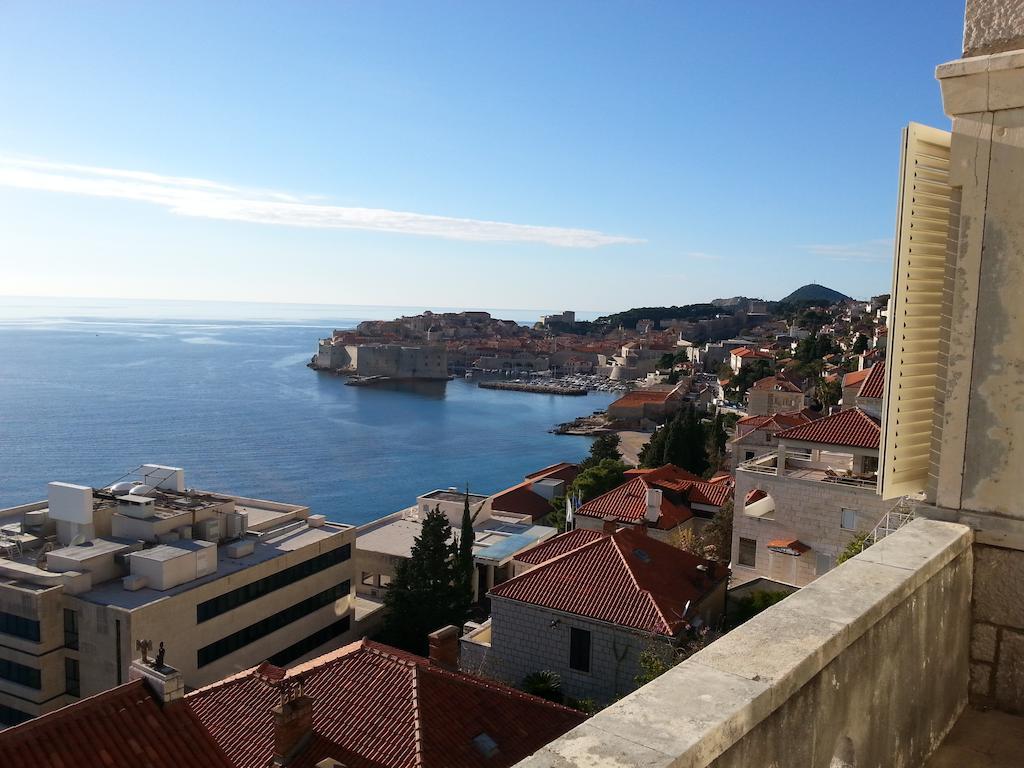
[0,610,40,642]
[196,544,351,623]
[569,627,591,673]
[0,703,32,727]
[744,450,756,461]
[65,658,80,697]
[0,657,41,689]
[863,455,879,473]
[739,537,757,567]
[64,609,79,650]
[268,615,351,667]
[197,580,350,668]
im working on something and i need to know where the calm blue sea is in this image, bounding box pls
[0,298,612,524]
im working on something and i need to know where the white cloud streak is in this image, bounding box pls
[799,239,893,262]
[684,251,721,261]
[0,156,641,248]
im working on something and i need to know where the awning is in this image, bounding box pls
[767,538,810,556]
[743,491,775,518]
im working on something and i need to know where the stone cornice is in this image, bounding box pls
[937,49,1024,114]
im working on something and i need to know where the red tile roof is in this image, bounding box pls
[491,527,728,636]
[774,407,880,449]
[608,389,678,409]
[731,347,773,359]
[0,680,233,768]
[857,360,885,399]
[750,374,802,393]
[842,368,871,389]
[490,463,579,521]
[515,528,608,565]
[624,464,734,508]
[575,475,693,529]
[733,408,820,439]
[187,640,585,768]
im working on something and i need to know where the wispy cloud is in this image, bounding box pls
[0,156,641,248]
[799,239,893,263]
[684,251,721,261]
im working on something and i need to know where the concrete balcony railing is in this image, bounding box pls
[516,518,973,767]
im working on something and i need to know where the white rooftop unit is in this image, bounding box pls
[128,541,217,591]
[141,464,185,493]
[117,494,156,519]
[48,482,93,524]
[531,478,565,502]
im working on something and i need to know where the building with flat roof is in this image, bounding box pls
[0,464,359,726]
[355,488,556,604]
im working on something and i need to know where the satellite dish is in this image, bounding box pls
[69,534,87,548]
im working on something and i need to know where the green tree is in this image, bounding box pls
[381,506,467,655]
[817,377,842,408]
[639,405,710,475]
[569,459,627,502]
[456,486,476,616]
[852,333,869,354]
[836,531,872,564]
[521,671,564,704]
[701,500,734,562]
[580,433,622,470]
[547,495,567,533]
[728,590,791,628]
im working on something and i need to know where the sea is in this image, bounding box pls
[0,297,613,525]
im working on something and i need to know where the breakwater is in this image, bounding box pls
[478,381,587,396]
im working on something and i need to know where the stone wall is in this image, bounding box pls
[732,468,891,587]
[487,596,676,705]
[515,519,973,767]
[968,544,1024,713]
[964,0,1024,56]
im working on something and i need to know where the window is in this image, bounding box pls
[841,508,858,531]
[569,627,591,673]
[197,580,350,667]
[361,571,375,586]
[65,658,80,697]
[744,450,756,461]
[738,537,757,568]
[816,554,833,576]
[196,543,351,623]
[64,609,79,650]
[268,615,351,667]
[0,703,31,727]
[0,610,40,642]
[379,574,392,587]
[0,658,41,689]
[863,455,879,474]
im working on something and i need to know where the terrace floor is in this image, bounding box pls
[924,707,1024,767]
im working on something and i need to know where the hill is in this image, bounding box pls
[779,284,852,305]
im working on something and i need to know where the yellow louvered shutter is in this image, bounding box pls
[880,122,953,500]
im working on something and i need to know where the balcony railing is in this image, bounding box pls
[738,450,878,488]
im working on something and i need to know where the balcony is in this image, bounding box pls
[515,518,1023,767]
[738,448,878,489]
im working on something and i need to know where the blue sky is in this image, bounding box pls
[0,2,964,313]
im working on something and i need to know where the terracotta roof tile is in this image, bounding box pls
[187,640,584,768]
[0,680,233,768]
[750,374,802,393]
[842,368,871,389]
[491,528,727,636]
[515,528,608,565]
[774,407,880,449]
[858,361,885,399]
[575,476,693,529]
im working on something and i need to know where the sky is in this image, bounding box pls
[0,2,965,314]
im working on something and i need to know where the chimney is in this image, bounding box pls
[271,693,314,765]
[644,488,663,523]
[129,648,183,704]
[428,625,459,670]
[602,515,619,534]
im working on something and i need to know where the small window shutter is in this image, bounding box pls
[880,123,954,500]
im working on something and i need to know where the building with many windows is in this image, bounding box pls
[0,464,358,726]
